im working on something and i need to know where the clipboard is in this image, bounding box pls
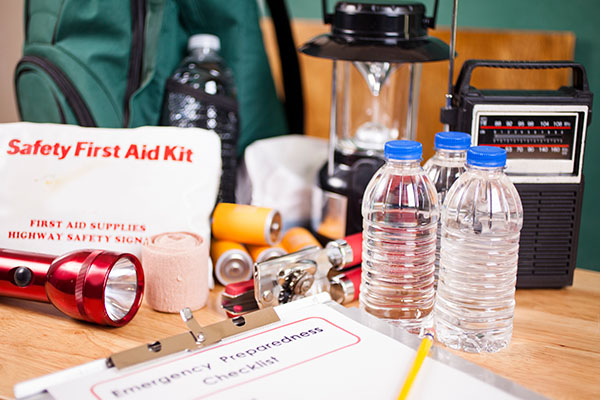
[14,294,547,400]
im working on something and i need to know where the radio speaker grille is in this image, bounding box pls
[515,182,583,288]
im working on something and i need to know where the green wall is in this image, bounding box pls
[285,0,600,271]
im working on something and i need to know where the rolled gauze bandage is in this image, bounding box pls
[142,232,208,313]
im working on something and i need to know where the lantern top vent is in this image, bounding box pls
[299,1,450,63]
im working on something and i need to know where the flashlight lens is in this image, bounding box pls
[104,258,139,322]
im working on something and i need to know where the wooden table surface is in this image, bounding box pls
[1,269,599,400]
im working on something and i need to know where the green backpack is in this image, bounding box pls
[15,0,289,154]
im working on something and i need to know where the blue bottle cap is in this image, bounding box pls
[434,131,471,150]
[467,146,507,167]
[384,140,422,160]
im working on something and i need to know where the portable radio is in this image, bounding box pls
[441,60,593,288]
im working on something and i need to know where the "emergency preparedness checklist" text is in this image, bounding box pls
[83,317,360,400]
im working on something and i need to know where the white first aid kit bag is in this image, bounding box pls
[236,134,327,230]
[0,122,221,257]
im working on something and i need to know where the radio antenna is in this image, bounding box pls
[443,0,459,131]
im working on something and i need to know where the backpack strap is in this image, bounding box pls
[265,0,304,135]
[25,0,65,45]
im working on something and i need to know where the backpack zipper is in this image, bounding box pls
[123,0,146,127]
[52,92,67,124]
[16,55,96,127]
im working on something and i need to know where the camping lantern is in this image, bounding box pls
[300,0,449,240]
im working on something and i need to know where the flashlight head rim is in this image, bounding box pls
[46,250,145,327]
[100,253,145,327]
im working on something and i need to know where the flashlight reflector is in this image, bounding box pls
[104,258,139,322]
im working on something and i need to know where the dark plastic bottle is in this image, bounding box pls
[162,34,238,203]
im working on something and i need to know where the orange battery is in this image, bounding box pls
[280,227,322,253]
[210,239,254,286]
[212,203,282,246]
[247,244,286,263]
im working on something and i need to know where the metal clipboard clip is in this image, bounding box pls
[107,307,280,369]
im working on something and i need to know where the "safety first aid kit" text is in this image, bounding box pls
[6,139,193,162]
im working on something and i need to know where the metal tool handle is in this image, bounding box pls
[330,266,361,304]
[454,60,590,97]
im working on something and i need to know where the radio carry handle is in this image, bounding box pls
[453,59,590,96]
[440,59,591,127]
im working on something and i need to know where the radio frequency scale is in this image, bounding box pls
[442,60,593,288]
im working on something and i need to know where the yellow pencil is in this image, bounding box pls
[397,332,434,400]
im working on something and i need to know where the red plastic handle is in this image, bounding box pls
[344,267,361,301]
[224,278,254,296]
[344,232,363,268]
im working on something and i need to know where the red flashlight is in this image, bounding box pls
[0,248,144,326]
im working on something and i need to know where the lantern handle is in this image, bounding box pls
[322,0,332,24]
[423,0,440,29]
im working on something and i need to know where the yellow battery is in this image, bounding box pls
[210,239,253,285]
[212,203,282,246]
[247,244,286,263]
[280,227,321,253]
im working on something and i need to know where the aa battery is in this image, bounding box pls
[210,239,254,286]
[280,227,321,253]
[247,245,286,263]
[212,203,282,246]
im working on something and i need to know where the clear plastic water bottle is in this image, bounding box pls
[162,34,238,203]
[360,140,439,334]
[423,131,470,288]
[434,146,523,353]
